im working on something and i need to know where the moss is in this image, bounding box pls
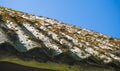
[98,49,105,54]
[0,56,81,71]
[1,6,120,69]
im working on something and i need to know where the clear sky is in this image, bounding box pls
[0,0,120,38]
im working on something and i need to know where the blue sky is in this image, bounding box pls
[0,0,120,38]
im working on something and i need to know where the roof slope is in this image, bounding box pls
[0,6,120,67]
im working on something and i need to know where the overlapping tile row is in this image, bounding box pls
[0,6,120,67]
